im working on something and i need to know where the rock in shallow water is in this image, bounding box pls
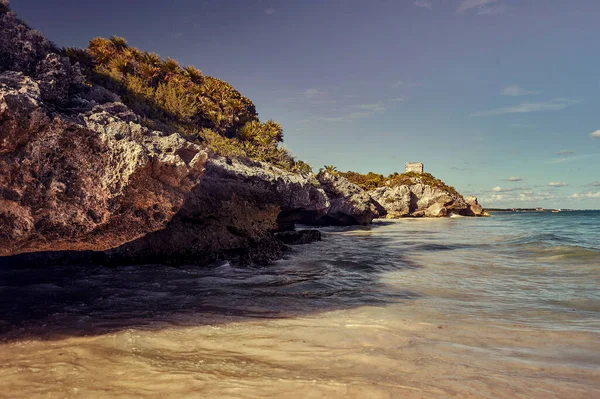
[370,183,486,218]
[275,230,322,245]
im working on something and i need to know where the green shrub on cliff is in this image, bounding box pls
[195,128,311,174]
[387,172,461,197]
[77,36,258,137]
[336,170,386,191]
[239,120,284,147]
[63,36,311,173]
[331,168,461,197]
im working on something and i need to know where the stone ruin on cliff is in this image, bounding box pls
[405,162,424,174]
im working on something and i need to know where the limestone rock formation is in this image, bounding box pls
[0,2,345,266]
[370,183,479,218]
[464,196,486,216]
[424,202,448,218]
[0,71,208,256]
[97,157,329,265]
[0,4,55,76]
[315,170,386,225]
[275,230,322,245]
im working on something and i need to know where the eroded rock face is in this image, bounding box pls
[371,183,467,218]
[0,2,386,265]
[424,202,448,218]
[0,4,332,263]
[93,157,329,265]
[315,171,386,225]
[0,5,55,76]
[465,196,485,216]
[202,158,330,230]
[0,72,208,256]
[371,184,487,218]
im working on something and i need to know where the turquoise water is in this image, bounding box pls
[379,211,600,331]
[0,211,599,398]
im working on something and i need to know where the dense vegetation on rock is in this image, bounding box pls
[331,169,461,197]
[63,36,311,174]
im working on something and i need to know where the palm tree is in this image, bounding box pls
[142,52,161,66]
[109,36,128,51]
[88,37,113,63]
[262,120,284,145]
[161,58,181,80]
[183,65,203,83]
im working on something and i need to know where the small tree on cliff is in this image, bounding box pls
[239,120,283,148]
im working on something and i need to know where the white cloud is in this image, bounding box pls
[305,98,402,124]
[490,186,527,193]
[304,88,326,99]
[473,98,580,116]
[570,192,600,199]
[480,190,555,205]
[391,80,422,89]
[315,111,373,123]
[501,84,540,97]
[457,0,502,14]
[480,194,506,203]
[477,5,504,15]
[503,176,523,182]
[414,0,432,9]
[302,88,337,104]
[517,192,552,202]
[590,130,600,139]
[548,181,568,187]
[265,8,276,15]
[546,153,599,164]
[351,103,388,113]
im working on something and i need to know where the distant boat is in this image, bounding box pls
[552,209,561,213]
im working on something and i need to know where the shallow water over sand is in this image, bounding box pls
[1,212,599,398]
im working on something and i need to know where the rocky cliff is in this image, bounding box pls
[0,4,372,265]
[315,170,386,225]
[0,3,483,267]
[98,157,330,265]
[0,60,208,257]
[370,180,486,218]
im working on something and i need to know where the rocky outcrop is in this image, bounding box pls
[0,71,208,256]
[0,2,338,265]
[464,196,486,216]
[275,230,322,245]
[95,157,329,265]
[0,155,329,266]
[424,202,447,218]
[315,170,386,225]
[0,4,55,77]
[370,183,484,218]
[4,1,466,267]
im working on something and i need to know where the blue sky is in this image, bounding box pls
[12,0,600,209]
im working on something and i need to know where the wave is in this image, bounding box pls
[517,244,600,263]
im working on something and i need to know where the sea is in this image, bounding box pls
[0,211,599,398]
